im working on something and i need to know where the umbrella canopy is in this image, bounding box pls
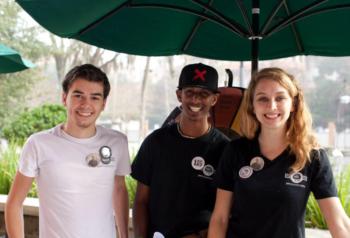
[0,44,35,73]
[16,0,350,72]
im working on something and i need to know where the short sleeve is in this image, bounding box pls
[115,134,131,176]
[310,149,338,199]
[131,135,154,186]
[215,142,237,191]
[18,136,39,178]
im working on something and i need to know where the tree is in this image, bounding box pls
[0,0,49,129]
[47,36,120,82]
[305,57,350,131]
[140,57,151,139]
[306,77,342,128]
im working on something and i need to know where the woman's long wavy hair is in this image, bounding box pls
[240,67,318,172]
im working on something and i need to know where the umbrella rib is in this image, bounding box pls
[293,4,350,22]
[267,4,350,37]
[78,1,249,39]
[78,1,130,35]
[260,0,284,35]
[182,18,205,52]
[130,3,248,37]
[264,0,327,37]
[190,0,249,37]
[235,0,253,36]
[282,2,304,54]
[182,0,215,52]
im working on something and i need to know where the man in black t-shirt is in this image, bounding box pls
[131,63,229,238]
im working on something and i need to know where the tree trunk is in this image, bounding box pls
[140,57,151,139]
[165,57,175,114]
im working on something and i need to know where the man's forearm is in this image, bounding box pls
[5,203,25,238]
[133,203,149,238]
[115,185,129,238]
[5,172,34,238]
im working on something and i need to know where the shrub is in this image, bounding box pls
[126,153,137,208]
[305,194,327,229]
[0,141,37,197]
[2,104,66,145]
[305,163,350,229]
[126,175,137,208]
[337,165,350,216]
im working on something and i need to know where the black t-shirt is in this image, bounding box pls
[215,137,338,238]
[131,123,229,237]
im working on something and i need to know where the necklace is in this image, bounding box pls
[177,123,211,139]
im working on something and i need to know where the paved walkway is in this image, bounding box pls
[306,228,331,238]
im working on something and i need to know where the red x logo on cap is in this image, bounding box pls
[193,69,207,81]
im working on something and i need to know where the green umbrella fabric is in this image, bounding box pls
[16,0,350,71]
[0,44,35,73]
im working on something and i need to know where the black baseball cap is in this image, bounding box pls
[178,63,218,93]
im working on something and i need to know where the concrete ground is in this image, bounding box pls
[306,228,331,238]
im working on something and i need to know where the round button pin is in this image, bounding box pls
[86,153,100,167]
[203,164,215,176]
[239,166,253,179]
[250,156,264,171]
[99,146,112,164]
[191,156,205,170]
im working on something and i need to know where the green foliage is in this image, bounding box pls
[337,165,350,216]
[126,153,137,208]
[305,164,350,229]
[0,142,17,195]
[126,175,137,208]
[2,104,66,145]
[305,194,327,229]
[0,141,37,197]
[0,0,50,128]
[0,71,43,128]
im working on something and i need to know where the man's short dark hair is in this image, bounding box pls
[62,64,111,99]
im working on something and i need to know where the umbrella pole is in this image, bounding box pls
[251,0,260,76]
[251,39,258,75]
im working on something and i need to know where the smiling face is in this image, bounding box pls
[253,78,294,132]
[176,87,218,122]
[62,78,106,135]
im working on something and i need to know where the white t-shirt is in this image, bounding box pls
[19,124,131,238]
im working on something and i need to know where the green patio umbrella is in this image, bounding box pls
[16,0,350,73]
[0,43,35,73]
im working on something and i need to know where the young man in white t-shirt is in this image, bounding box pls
[5,64,131,238]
